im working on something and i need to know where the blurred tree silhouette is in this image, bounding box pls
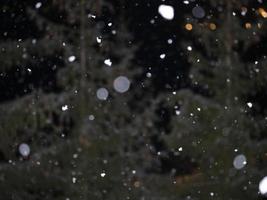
[156,1,267,199]
[1,1,267,200]
[0,1,148,199]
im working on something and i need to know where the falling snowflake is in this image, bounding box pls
[35,2,42,9]
[187,46,192,51]
[146,72,152,78]
[192,6,205,19]
[96,88,109,100]
[113,76,130,93]
[160,54,166,59]
[72,177,77,184]
[104,59,112,66]
[89,115,95,121]
[96,36,102,44]
[62,105,68,111]
[259,177,267,195]
[18,143,30,157]
[233,154,247,170]
[68,56,76,62]
[247,102,253,108]
[158,5,174,20]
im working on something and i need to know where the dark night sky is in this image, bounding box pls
[1,0,267,100]
[0,0,189,101]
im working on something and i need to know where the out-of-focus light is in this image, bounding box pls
[209,23,217,30]
[241,7,248,16]
[259,177,267,195]
[259,8,267,18]
[245,22,252,29]
[185,23,193,31]
[158,5,174,20]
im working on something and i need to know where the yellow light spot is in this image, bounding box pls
[259,8,267,18]
[209,23,216,30]
[245,22,252,29]
[133,181,141,188]
[185,23,193,31]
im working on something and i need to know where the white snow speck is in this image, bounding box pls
[104,59,112,66]
[187,46,192,51]
[96,36,102,44]
[35,2,42,9]
[100,172,106,177]
[68,56,76,62]
[62,105,68,111]
[113,76,130,93]
[146,72,152,78]
[72,177,77,183]
[18,143,30,157]
[160,54,166,59]
[233,154,247,170]
[183,0,189,4]
[32,39,37,44]
[175,110,181,115]
[167,39,173,44]
[96,88,109,100]
[89,115,95,121]
[260,177,267,195]
[158,5,174,20]
[88,14,96,19]
[247,102,253,108]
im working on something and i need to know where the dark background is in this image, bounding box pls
[1,0,267,199]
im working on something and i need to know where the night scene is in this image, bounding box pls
[0,0,267,199]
